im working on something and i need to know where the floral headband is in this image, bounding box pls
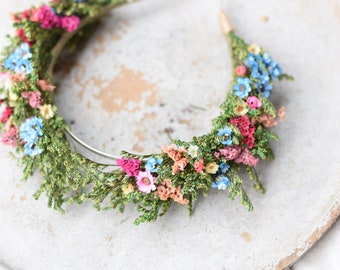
[0,0,292,224]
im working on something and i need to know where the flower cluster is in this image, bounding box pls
[156,179,189,205]
[162,144,188,174]
[230,115,256,149]
[245,51,283,98]
[4,43,33,74]
[13,5,80,33]
[19,117,44,156]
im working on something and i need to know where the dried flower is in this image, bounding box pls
[246,96,262,109]
[257,113,277,127]
[172,158,188,175]
[248,44,261,54]
[235,149,259,166]
[212,175,231,190]
[61,15,80,32]
[145,157,163,173]
[0,107,12,123]
[39,104,54,119]
[122,183,134,195]
[219,146,242,160]
[1,127,18,147]
[37,80,56,91]
[234,101,248,116]
[155,180,188,205]
[205,162,219,174]
[136,171,156,194]
[217,126,233,145]
[116,158,141,177]
[235,65,247,76]
[21,91,41,108]
[187,144,199,158]
[277,106,286,122]
[194,158,205,174]
[233,77,251,99]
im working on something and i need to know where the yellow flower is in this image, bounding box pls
[39,104,54,119]
[122,183,134,195]
[234,101,248,116]
[205,162,219,174]
[8,92,18,107]
[248,44,261,55]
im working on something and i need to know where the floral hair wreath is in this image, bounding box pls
[0,0,292,225]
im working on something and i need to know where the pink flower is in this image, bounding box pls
[219,145,242,160]
[61,15,80,32]
[194,158,205,174]
[21,91,41,108]
[31,5,61,29]
[116,158,141,177]
[235,65,247,76]
[246,96,262,109]
[0,107,12,123]
[136,171,156,194]
[234,149,259,166]
[1,127,18,147]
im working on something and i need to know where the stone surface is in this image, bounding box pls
[0,0,340,269]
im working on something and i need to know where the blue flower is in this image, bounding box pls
[19,117,44,157]
[268,62,283,80]
[212,175,231,190]
[218,162,230,174]
[145,157,163,173]
[262,83,273,98]
[261,53,283,80]
[246,53,261,68]
[23,143,43,157]
[217,127,233,145]
[4,43,33,74]
[233,77,251,98]
[19,117,43,145]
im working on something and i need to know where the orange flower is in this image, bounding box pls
[277,106,286,122]
[172,158,188,175]
[257,113,277,127]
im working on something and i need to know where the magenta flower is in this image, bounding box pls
[32,5,61,29]
[136,171,156,194]
[246,96,262,109]
[61,16,80,32]
[116,158,141,177]
[21,91,41,108]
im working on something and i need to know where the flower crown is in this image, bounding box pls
[0,0,292,224]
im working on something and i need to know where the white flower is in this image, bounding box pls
[187,145,199,158]
[39,104,54,119]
